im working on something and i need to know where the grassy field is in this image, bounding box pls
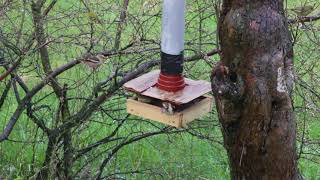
[0,0,319,179]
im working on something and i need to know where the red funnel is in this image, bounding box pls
[156,73,185,92]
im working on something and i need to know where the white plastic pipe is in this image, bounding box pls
[161,0,186,55]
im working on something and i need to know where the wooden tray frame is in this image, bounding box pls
[126,96,213,128]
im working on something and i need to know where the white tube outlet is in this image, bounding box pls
[161,0,186,55]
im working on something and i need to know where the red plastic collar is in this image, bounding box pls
[156,73,185,92]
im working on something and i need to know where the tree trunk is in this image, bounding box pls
[211,0,300,179]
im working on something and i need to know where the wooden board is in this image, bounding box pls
[126,96,213,128]
[123,70,159,93]
[142,78,211,105]
[124,70,212,105]
[181,97,213,126]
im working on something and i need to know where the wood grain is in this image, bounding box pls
[124,70,212,104]
[126,96,213,128]
[123,70,159,93]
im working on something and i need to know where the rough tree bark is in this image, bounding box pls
[211,0,300,179]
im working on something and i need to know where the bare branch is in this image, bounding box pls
[288,12,320,24]
[114,0,130,50]
[0,59,80,142]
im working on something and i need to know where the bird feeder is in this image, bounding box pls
[124,0,212,128]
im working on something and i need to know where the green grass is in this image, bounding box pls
[0,0,320,179]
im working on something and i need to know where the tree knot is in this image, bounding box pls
[211,62,244,103]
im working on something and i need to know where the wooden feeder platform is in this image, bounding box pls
[124,70,213,128]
